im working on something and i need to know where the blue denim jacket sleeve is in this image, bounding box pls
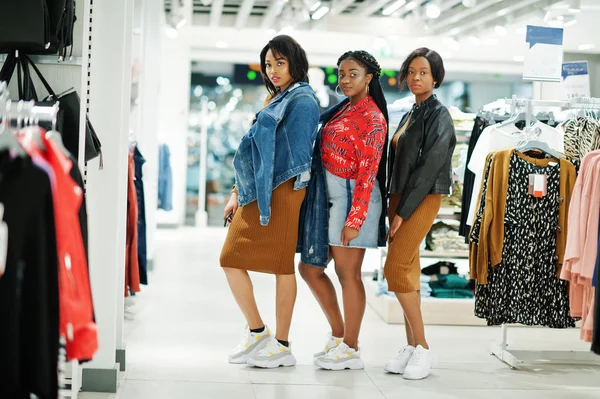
[297,133,330,267]
[249,94,320,226]
[247,113,277,226]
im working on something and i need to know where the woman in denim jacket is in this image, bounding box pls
[298,51,389,370]
[220,35,320,369]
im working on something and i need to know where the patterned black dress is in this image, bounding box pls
[471,151,577,328]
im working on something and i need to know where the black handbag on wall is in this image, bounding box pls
[0,0,76,59]
[0,53,102,162]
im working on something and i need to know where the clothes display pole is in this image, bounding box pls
[488,97,600,369]
[81,0,134,393]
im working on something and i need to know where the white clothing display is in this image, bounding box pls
[466,122,564,226]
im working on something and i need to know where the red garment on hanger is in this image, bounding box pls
[125,150,141,296]
[17,127,98,361]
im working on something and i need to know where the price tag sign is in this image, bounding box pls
[529,174,548,198]
[524,25,564,82]
[562,61,590,99]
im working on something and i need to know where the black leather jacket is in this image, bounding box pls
[387,95,456,220]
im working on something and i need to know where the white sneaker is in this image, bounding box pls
[247,337,297,368]
[403,345,434,380]
[228,326,271,364]
[313,333,344,358]
[313,342,364,370]
[384,345,415,374]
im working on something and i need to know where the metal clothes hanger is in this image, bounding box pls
[0,94,26,156]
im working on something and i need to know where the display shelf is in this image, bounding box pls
[365,278,486,326]
[420,250,469,259]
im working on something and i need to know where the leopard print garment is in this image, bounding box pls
[472,151,576,328]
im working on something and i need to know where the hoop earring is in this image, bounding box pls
[335,85,343,96]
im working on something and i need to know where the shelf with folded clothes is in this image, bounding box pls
[365,277,485,326]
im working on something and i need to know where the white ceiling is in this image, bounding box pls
[167,0,600,74]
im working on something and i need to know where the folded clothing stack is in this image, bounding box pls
[428,274,473,299]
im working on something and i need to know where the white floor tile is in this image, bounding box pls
[247,365,375,386]
[252,383,386,399]
[119,380,255,399]
[79,227,600,398]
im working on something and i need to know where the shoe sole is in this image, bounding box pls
[383,365,405,374]
[228,337,270,364]
[247,354,297,369]
[402,372,429,380]
[402,358,435,380]
[314,358,364,371]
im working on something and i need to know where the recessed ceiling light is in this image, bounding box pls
[405,1,418,11]
[578,43,595,50]
[311,5,330,20]
[426,4,441,19]
[564,19,578,27]
[309,1,321,12]
[556,15,564,21]
[382,0,407,16]
[495,25,507,36]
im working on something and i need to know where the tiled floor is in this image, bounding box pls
[80,227,600,399]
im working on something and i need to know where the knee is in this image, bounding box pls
[299,262,324,282]
[335,267,361,284]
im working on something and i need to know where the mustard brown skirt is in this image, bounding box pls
[384,194,442,293]
[220,179,306,275]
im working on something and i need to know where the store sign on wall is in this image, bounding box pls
[561,61,590,98]
[523,25,564,82]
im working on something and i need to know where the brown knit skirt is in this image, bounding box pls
[220,179,306,275]
[384,194,442,293]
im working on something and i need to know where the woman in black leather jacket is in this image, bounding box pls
[382,48,456,380]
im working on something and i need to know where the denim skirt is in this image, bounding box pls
[325,170,382,248]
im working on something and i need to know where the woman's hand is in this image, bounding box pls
[341,226,360,246]
[389,216,404,239]
[223,193,239,226]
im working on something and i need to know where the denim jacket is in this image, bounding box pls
[297,99,388,267]
[234,82,319,226]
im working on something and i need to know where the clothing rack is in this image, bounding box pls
[491,96,600,369]
[0,85,81,399]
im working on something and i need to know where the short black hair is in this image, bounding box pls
[259,35,309,95]
[398,47,445,89]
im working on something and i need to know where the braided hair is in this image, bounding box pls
[337,50,389,125]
